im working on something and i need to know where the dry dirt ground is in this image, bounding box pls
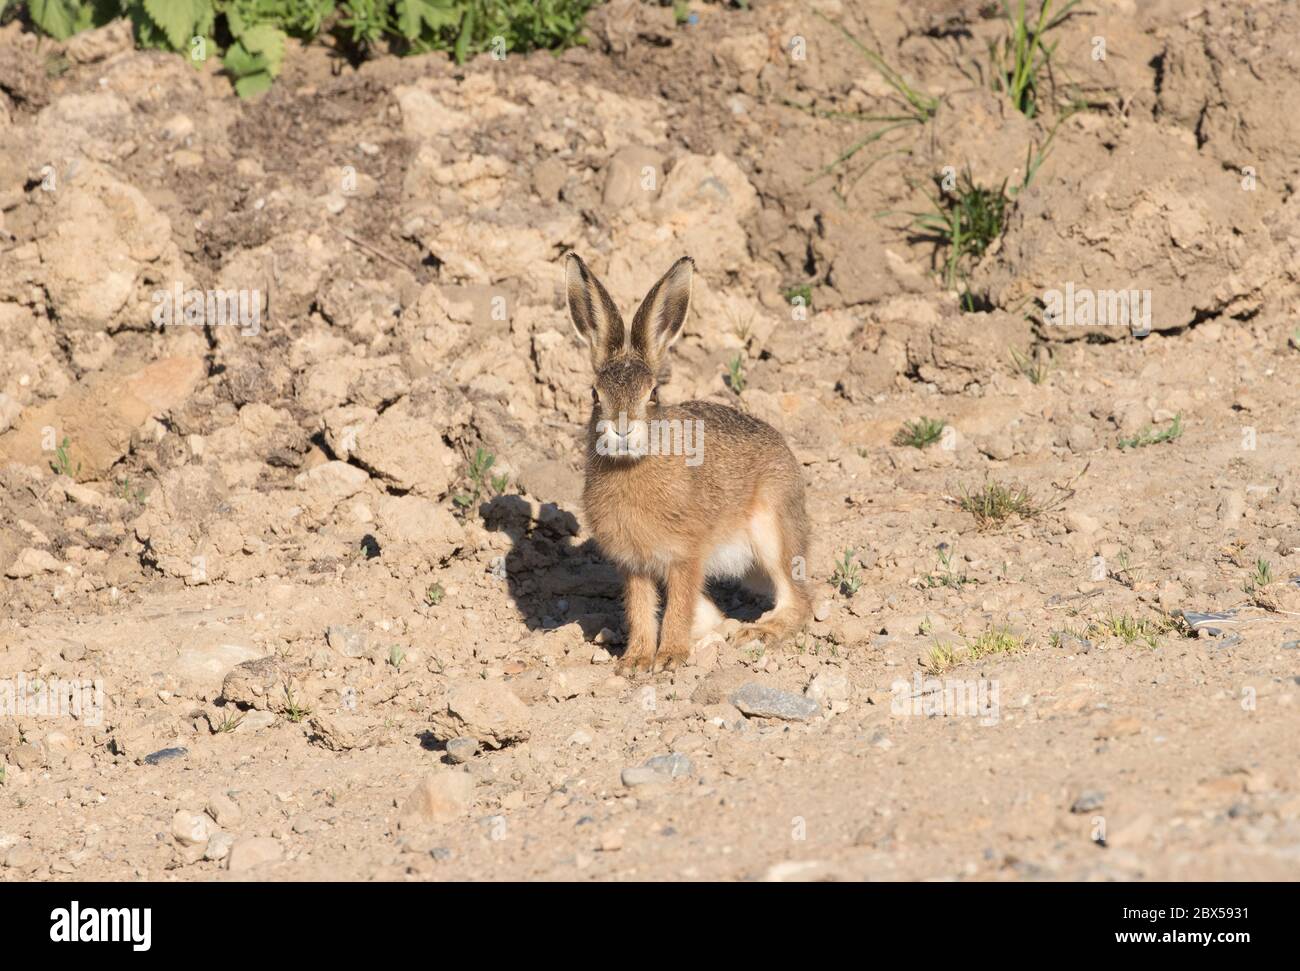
[1,0,1299,882]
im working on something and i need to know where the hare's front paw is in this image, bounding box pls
[616,639,656,675]
[651,639,689,673]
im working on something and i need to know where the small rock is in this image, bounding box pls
[598,829,624,852]
[13,743,45,770]
[233,710,278,733]
[172,810,212,847]
[1065,423,1097,453]
[59,641,87,662]
[207,791,243,828]
[444,737,480,764]
[1070,790,1106,814]
[1095,716,1143,739]
[567,726,595,746]
[226,836,283,873]
[643,753,694,779]
[1054,631,1093,653]
[327,624,367,659]
[204,832,234,862]
[5,547,63,579]
[429,680,531,749]
[1064,510,1100,534]
[813,600,833,622]
[399,771,475,827]
[730,682,822,721]
[2,842,39,873]
[144,746,188,765]
[805,669,851,704]
[1218,490,1246,529]
[44,731,76,753]
[621,766,669,788]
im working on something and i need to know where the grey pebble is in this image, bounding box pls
[1070,790,1106,813]
[644,753,694,779]
[143,747,188,765]
[327,625,367,659]
[621,766,670,787]
[730,683,821,721]
[445,736,480,764]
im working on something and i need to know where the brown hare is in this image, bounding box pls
[565,252,812,674]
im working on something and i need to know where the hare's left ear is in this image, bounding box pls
[565,252,626,370]
[629,256,693,371]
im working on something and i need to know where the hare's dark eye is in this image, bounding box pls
[591,387,599,403]
[649,386,660,404]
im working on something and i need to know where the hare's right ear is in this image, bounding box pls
[565,253,624,369]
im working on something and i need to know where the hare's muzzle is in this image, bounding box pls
[596,412,650,459]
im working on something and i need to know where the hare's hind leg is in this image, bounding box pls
[732,500,812,649]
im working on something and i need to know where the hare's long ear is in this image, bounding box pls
[565,253,625,369]
[629,256,693,373]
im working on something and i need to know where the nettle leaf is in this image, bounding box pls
[28,0,80,39]
[395,0,461,39]
[234,70,273,99]
[239,24,286,74]
[221,40,265,77]
[453,3,474,63]
[393,0,419,40]
[142,0,212,51]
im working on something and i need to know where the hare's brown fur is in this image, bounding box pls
[566,253,812,674]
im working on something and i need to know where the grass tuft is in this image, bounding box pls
[959,480,1038,529]
[1117,414,1183,450]
[894,416,946,449]
[830,547,863,597]
[988,0,1082,118]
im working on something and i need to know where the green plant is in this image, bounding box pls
[1245,558,1274,594]
[966,624,1026,661]
[1087,613,1171,650]
[926,640,957,673]
[903,166,1008,296]
[50,435,81,478]
[804,10,937,186]
[1118,414,1183,450]
[726,354,747,394]
[783,284,813,308]
[424,582,445,606]
[282,684,311,723]
[1008,344,1051,384]
[959,480,1037,529]
[13,0,596,96]
[928,625,1026,672]
[988,0,1081,118]
[816,10,937,123]
[214,710,245,733]
[118,476,146,504]
[1049,625,1087,649]
[454,446,506,510]
[388,643,405,668]
[830,547,862,596]
[893,416,945,449]
[921,544,969,590]
[1110,550,1145,589]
